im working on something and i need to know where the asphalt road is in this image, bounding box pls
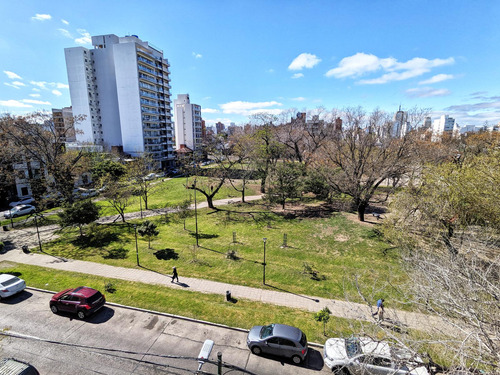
[0,289,329,375]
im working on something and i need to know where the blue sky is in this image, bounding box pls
[1,0,499,127]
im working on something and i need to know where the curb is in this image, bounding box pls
[26,286,324,349]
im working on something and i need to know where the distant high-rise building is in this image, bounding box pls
[215,121,225,134]
[65,34,174,169]
[423,116,432,130]
[52,106,76,142]
[174,94,202,151]
[392,107,410,138]
[432,115,459,140]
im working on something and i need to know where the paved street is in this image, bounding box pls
[0,289,328,375]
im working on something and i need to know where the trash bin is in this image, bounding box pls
[3,225,8,231]
[22,245,30,254]
[225,290,231,302]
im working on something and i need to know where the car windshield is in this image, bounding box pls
[260,324,274,339]
[1,277,20,287]
[345,337,363,358]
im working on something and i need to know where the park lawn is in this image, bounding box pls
[39,201,408,307]
[95,176,260,217]
[0,261,362,344]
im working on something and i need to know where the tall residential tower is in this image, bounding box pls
[174,94,202,151]
[65,34,174,168]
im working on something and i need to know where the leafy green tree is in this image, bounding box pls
[126,154,157,210]
[137,220,159,249]
[59,200,100,237]
[266,162,304,209]
[314,307,331,336]
[91,157,126,182]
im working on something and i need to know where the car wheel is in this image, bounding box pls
[50,305,58,313]
[77,310,86,319]
[292,355,302,364]
[251,346,262,355]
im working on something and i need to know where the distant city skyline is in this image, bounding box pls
[1,1,499,127]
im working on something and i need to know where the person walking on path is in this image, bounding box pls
[373,298,385,321]
[171,266,179,283]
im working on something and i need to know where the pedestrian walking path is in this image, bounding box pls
[0,249,448,334]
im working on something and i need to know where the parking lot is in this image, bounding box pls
[0,289,329,374]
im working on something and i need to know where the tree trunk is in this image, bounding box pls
[143,195,148,210]
[242,186,246,203]
[207,195,215,209]
[357,203,367,222]
[260,177,266,193]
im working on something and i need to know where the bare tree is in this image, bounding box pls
[126,153,157,210]
[102,177,132,223]
[0,112,87,202]
[314,107,417,221]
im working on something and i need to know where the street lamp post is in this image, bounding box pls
[262,238,267,285]
[193,178,199,247]
[134,224,139,266]
[34,213,42,253]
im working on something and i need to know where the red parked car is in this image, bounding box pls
[50,286,106,319]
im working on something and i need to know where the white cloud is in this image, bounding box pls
[58,28,73,39]
[0,100,32,108]
[202,108,219,114]
[418,74,455,85]
[192,52,202,59]
[267,69,275,73]
[32,14,52,21]
[75,29,91,45]
[13,81,26,87]
[29,93,41,98]
[52,89,62,96]
[220,101,283,116]
[325,52,455,85]
[32,88,41,92]
[4,83,20,89]
[291,73,304,79]
[288,53,321,71]
[30,80,48,89]
[291,97,306,101]
[30,81,68,90]
[405,87,451,98]
[22,99,51,105]
[4,71,22,79]
[61,19,69,25]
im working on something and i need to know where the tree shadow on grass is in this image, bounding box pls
[189,232,219,239]
[103,248,129,259]
[153,248,179,260]
[71,232,119,249]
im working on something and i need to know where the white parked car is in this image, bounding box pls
[9,197,35,208]
[143,173,157,181]
[323,337,428,375]
[0,274,26,300]
[4,205,36,219]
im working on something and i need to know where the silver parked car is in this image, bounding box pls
[246,323,308,364]
[0,274,26,300]
[323,336,429,375]
[4,205,36,219]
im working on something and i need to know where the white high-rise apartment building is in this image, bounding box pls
[65,34,174,168]
[391,108,410,138]
[432,115,459,141]
[174,94,202,151]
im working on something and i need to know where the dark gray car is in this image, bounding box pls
[246,323,308,364]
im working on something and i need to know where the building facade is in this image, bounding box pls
[432,114,460,140]
[52,106,76,142]
[65,34,174,169]
[174,94,203,151]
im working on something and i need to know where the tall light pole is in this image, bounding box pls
[34,212,42,253]
[193,178,199,247]
[134,224,139,266]
[262,238,267,285]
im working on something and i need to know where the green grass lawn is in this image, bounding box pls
[38,200,408,307]
[96,176,260,216]
[0,261,363,344]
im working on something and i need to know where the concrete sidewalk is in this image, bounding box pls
[0,248,446,334]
